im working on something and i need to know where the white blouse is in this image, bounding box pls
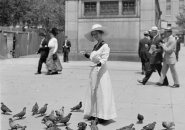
[48,37,58,54]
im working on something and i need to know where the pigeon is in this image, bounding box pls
[143,122,156,130]
[42,116,50,123]
[38,103,48,116]
[66,126,74,130]
[55,106,64,117]
[13,107,26,119]
[116,123,134,130]
[137,114,144,123]
[56,113,72,126]
[45,120,54,128]
[1,102,12,114]
[71,102,82,112]
[78,122,87,130]
[89,120,99,130]
[162,121,175,129]
[9,118,23,130]
[32,102,39,115]
[21,126,27,130]
[48,110,58,124]
[47,126,61,130]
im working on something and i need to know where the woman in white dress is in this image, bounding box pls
[81,24,117,123]
[46,28,62,75]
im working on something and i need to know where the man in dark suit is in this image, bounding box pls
[138,31,151,74]
[175,35,181,61]
[62,36,71,62]
[35,33,49,74]
[138,26,168,85]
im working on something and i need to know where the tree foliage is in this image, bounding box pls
[176,11,185,28]
[0,0,65,30]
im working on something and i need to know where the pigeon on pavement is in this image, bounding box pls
[48,110,58,124]
[162,121,175,129]
[56,113,72,126]
[32,102,39,115]
[13,107,26,119]
[71,102,82,112]
[1,102,12,114]
[38,104,48,116]
[66,126,74,130]
[9,118,23,130]
[116,123,134,130]
[78,122,87,130]
[143,122,156,130]
[55,106,64,117]
[89,120,99,130]
[42,116,50,123]
[137,114,144,124]
[45,120,54,128]
[21,126,27,130]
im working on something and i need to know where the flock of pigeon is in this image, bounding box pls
[1,102,175,130]
[115,114,175,130]
[1,102,88,130]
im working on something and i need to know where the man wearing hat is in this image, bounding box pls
[138,31,151,74]
[35,32,49,74]
[138,26,168,85]
[157,27,180,88]
[62,36,71,62]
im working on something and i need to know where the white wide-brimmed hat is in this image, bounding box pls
[85,24,108,42]
[151,26,159,31]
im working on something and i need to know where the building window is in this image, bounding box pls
[84,2,97,16]
[179,0,184,13]
[166,0,171,15]
[122,0,136,15]
[100,1,119,15]
[82,0,138,17]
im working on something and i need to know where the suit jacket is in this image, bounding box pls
[163,35,177,64]
[63,40,71,52]
[138,37,151,61]
[149,34,163,64]
[38,38,49,59]
[176,38,181,52]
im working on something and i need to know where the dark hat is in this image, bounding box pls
[164,27,172,32]
[49,27,58,36]
[39,32,46,36]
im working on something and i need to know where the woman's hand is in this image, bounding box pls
[80,51,86,55]
[90,64,97,67]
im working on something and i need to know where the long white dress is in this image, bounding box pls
[84,43,117,120]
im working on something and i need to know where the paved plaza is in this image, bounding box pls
[0,47,185,130]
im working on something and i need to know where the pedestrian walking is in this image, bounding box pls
[62,36,71,62]
[35,32,49,74]
[157,27,180,88]
[138,26,168,85]
[81,24,117,123]
[46,28,62,75]
[138,31,151,74]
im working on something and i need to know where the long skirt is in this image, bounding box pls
[46,48,62,72]
[84,65,117,120]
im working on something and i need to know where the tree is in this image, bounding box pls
[176,12,185,29]
[0,0,65,30]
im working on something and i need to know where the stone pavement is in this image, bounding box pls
[0,47,185,130]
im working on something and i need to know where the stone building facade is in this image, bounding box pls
[65,0,161,61]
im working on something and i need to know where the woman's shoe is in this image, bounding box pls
[156,82,163,86]
[87,116,95,121]
[171,84,180,88]
[97,118,107,124]
[51,71,58,75]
